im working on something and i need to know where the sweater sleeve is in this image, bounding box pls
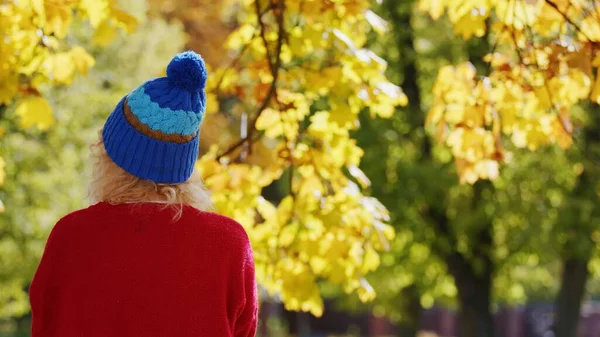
[30,217,68,336]
[234,240,258,337]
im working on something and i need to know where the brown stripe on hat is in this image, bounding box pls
[123,97,196,144]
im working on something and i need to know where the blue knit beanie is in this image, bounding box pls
[102,51,207,184]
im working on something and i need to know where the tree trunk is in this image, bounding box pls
[296,311,311,337]
[429,209,495,337]
[552,102,600,337]
[397,320,420,337]
[447,181,495,337]
[386,1,496,336]
[396,285,422,337]
[446,248,494,337]
[554,256,589,337]
[383,4,425,336]
[385,0,429,151]
[456,276,494,337]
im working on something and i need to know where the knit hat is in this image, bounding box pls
[102,51,207,184]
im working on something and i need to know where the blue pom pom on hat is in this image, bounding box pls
[102,51,208,184]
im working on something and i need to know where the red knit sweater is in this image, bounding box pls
[30,202,258,337]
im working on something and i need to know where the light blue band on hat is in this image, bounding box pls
[127,86,202,136]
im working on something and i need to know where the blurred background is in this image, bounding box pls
[1,0,600,336]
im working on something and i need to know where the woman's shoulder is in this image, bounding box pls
[45,204,105,243]
[181,206,251,245]
[54,202,117,226]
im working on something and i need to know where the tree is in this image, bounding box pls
[352,1,582,337]
[0,0,138,208]
[551,103,600,337]
[414,1,600,337]
[421,0,592,183]
[352,1,458,335]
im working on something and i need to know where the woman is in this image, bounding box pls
[29,51,258,337]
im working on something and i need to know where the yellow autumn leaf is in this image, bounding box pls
[225,23,256,50]
[365,10,388,34]
[44,4,72,38]
[581,15,600,41]
[31,0,45,18]
[111,7,138,33]
[548,69,590,106]
[455,159,480,184]
[361,246,380,273]
[376,81,408,108]
[45,52,75,84]
[255,108,283,138]
[15,96,54,130]
[592,75,600,104]
[20,54,46,76]
[592,52,600,67]
[0,76,18,105]
[277,195,294,225]
[79,0,109,27]
[419,0,446,20]
[279,221,300,247]
[205,93,219,114]
[93,20,118,46]
[329,104,358,128]
[70,46,95,74]
[256,197,277,220]
[532,86,552,110]
[308,111,331,136]
[0,156,5,186]
[495,0,538,30]
[453,12,487,39]
[357,278,376,302]
[474,159,500,181]
[348,164,371,188]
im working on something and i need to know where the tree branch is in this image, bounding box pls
[246,0,285,153]
[255,0,275,75]
[213,0,275,93]
[544,0,594,42]
[288,162,295,198]
[0,105,7,121]
[421,205,456,258]
[214,40,253,94]
[522,26,573,135]
[216,133,262,161]
[505,1,573,136]
[215,0,285,161]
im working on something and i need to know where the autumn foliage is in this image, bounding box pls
[0,0,136,108]
[0,0,137,211]
[421,0,600,183]
[194,0,406,316]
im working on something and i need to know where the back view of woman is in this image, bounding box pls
[29,51,258,337]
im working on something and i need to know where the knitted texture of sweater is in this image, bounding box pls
[30,202,257,337]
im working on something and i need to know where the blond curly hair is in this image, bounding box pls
[88,133,213,219]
